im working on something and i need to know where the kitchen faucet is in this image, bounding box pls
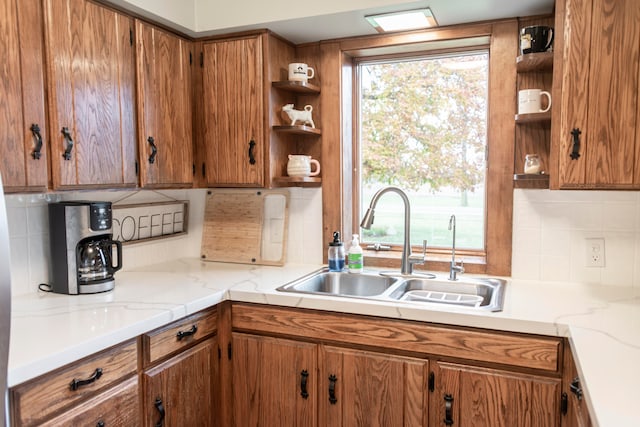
[360,186,426,275]
[448,214,465,280]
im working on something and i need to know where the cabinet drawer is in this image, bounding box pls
[40,376,139,427]
[10,339,137,427]
[143,307,217,365]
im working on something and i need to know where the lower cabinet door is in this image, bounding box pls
[40,376,139,427]
[319,346,429,427]
[430,361,561,427]
[232,333,317,427]
[142,339,216,427]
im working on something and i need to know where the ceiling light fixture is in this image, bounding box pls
[365,8,438,33]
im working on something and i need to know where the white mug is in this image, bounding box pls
[287,155,320,177]
[288,63,315,82]
[518,89,551,114]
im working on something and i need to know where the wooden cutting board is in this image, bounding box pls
[201,189,289,266]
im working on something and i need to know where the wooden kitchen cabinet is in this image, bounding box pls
[232,333,317,427]
[319,346,429,427]
[10,339,138,426]
[43,0,137,190]
[141,307,218,427]
[136,20,194,188]
[200,34,265,187]
[142,339,216,427]
[561,342,592,427]
[39,377,139,427]
[551,0,640,189]
[430,361,561,427]
[231,304,564,427]
[0,0,48,193]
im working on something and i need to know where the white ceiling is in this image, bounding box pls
[195,0,555,44]
[111,0,555,44]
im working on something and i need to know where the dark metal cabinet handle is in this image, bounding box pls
[444,394,454,426]
[61,127,74,160]
[570,128,582,160]
[154,397,165,427]
[328,374,338,404]
[69,368,103,391]
[428,371,435,392]
[570,377,583,400]
[300,370,309,399]
[248,140,256,165]
[176,324,198,341]
[148,136,158,164]
[30,124,43,160]
[96,421,105,427]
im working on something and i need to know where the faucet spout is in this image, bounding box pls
[360,186,423,275]
[448,214,464,280]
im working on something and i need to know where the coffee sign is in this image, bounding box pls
[112,201,188,244]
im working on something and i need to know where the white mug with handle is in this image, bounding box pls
[518,89,551,114]
[288,63,315,82]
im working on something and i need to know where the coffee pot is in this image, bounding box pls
[77,238,122,283]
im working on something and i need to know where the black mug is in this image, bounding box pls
[520,26,554,54]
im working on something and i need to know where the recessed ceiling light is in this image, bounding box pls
[365,8,438,33]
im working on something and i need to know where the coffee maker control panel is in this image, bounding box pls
[89,202,112,231]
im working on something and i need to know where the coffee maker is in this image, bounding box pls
[48,201,122,294]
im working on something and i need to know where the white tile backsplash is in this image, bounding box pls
[5,187,324,295]
[512,189,640,287]
[8,185,636,295]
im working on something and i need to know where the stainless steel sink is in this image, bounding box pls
[277,269,399,297]
[277,269,506,311]
[385,277,505,311]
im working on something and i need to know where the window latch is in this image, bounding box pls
[367,243,391,251]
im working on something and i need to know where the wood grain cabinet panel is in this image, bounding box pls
[319,346,428,427]
[10,339,137,426]
[430,361,561,427]
[232,333,317,427]
[39,377,139,427]
[0,0,48,192]
[142,339,217,427]
[553,0,640,188]
[200,35,265,187]
[44,0,137,190]
[136,20,194,188]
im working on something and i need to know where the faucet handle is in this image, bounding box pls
[409,240,427,265]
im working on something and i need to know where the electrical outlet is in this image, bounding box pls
[585,238,605,267]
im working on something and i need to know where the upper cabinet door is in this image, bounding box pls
[136,20,193,188]
[201,35,264,187]
[555,0,640,188]
[44,0,137,190]
[0,0,48,192]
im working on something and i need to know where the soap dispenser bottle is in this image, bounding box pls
[348,234,363,273]
[328,231,345,272]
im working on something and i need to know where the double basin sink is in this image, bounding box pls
[277,268,506,312]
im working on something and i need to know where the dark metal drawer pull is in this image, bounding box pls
[61,127,74,160]
[176,324,198,340]
[570,128,581,160]
[570,377,583,400]
[444,394,454,426]
[300,370,309,399]
[30,124,43,159]
[69,367,103,391]
[328,374,338,404]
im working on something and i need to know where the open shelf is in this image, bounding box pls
[516,52,554,72]
[272,176,322,187]
[272,125,322,136]
[513,173,550,189]
[515,111,552,123]
[272,81,320,94]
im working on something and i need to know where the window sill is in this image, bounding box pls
[362,250,487,275]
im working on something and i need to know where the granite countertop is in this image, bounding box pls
[9,258,640,426]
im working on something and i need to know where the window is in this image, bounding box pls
[356,51,489,251]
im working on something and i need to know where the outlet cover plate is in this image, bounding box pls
[585,238,605,267]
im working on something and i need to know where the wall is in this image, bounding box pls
[6,187,323,296]
[512,189,640,287]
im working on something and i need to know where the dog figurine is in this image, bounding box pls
[282,104,315,128]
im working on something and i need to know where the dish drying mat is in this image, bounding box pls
[399,290,483,307]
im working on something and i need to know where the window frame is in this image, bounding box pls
[317,21,517,276]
